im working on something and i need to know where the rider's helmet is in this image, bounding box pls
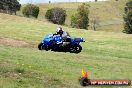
[56,27,64,35]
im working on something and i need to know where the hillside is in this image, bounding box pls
[33,0,127,32]
[0,13,132,88]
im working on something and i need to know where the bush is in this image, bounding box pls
[123,0,132,34]
[70,3,89,29]
[22,4,39,18]
[71,15,78,28]
[45,8,66,25]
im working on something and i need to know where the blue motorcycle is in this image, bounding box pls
[38,33,85,53]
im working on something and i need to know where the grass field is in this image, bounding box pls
[0,12,132,88]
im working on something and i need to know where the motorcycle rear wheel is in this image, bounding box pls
[70,45,82,53]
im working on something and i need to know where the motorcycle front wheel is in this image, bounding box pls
[38,43,43,50]
[38,43,49,51]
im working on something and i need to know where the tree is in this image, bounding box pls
[71,3,89,29]
[71,14,78,28]
[45,8,66,25]
[22,4,39,18]
[0,0,21,14]
[123,0,132,34]
[10,0,21,14]
[0,1,3,10]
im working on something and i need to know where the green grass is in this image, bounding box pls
[0,12,132,88]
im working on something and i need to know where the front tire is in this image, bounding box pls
[70,45,82,53]
[38,43,43,50]
[38,43,49,51]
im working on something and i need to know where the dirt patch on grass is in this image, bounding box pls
[0,37,29,47]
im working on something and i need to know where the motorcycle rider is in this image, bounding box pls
[53,27,71,46]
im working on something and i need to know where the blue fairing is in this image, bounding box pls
[41,34,52,44]
[53,36,62,43]
[41,34,84,46]
[42,34,62,45]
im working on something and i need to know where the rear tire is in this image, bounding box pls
[70,45,82,53]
